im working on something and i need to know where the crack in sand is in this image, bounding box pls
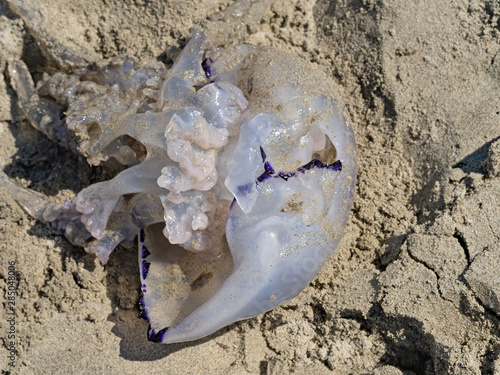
[406,246,456,305]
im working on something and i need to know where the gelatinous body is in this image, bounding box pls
[3,0,356,343]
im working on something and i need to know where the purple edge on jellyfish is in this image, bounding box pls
[140,246,151,281]
[148,326,169,343]
[140,229,168,343]
[256,146,342,183]
[202,57,213,79]
[141,259,151,284]
[138,229,150,321]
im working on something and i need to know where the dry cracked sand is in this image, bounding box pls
[0,0,499,374]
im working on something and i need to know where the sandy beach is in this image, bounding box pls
[0,0,499,373]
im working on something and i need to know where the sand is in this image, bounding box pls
[0,0,499,374]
